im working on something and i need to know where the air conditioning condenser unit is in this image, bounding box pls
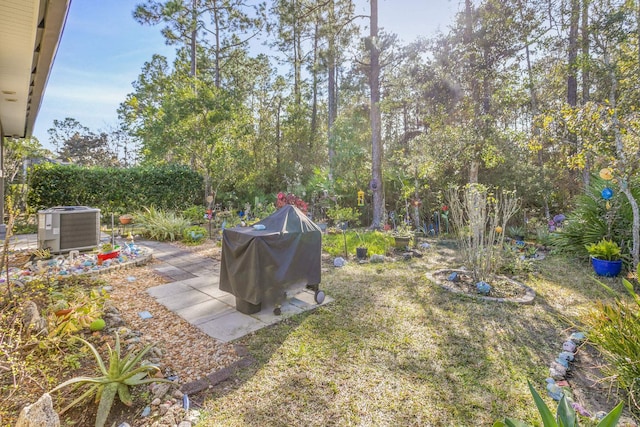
[38,206,101,253]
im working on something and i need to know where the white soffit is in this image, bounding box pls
[0,0,70,138]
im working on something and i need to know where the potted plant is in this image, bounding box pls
[119,214,133,225]
[355,232,368,259]
[507,225,526,241]
[586,238,623,277]
[392,223,412,249]
[97,242,120,264]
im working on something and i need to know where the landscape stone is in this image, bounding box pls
[562,340,577,353]
[21,301,47,336]
[370,254,386,263]
[151,382,172,399]
[15,393,60,427]
[333,257,346,267]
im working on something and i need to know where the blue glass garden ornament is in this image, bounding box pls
[476,281,491,295]
[601,188,613,200]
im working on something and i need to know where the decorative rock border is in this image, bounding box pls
[0,243,153,285]
[426,269,536,304]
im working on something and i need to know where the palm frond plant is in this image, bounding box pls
[551,175,637,258]
[50,332,170,427]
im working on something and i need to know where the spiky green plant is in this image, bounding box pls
[551,176,638,258]
[137,206,190,241]
[586,263,640,415]
[493,380,623,427]
[50,332,170,427]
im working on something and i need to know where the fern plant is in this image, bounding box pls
[50,332,170,427]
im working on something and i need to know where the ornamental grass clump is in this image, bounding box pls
[137,206,190,241]
[585,264,640,415]
[50,332,170,427]
[446,184,520,282]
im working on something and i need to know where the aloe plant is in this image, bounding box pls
[50,332,170,427]
[493,381,623,427]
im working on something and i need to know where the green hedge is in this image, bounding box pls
[27,163,203,215]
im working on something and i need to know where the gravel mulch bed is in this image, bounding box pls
[102,240,242,386]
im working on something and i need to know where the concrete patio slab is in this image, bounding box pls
[252,300,304,324]
[196,285,228,299]
[146,281,194,299]
[175,299,234,325]
[197,311,266,342]
[156,289,211,311]
[141,240,333,343]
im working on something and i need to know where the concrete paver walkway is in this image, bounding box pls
[139,240,332,342]
[9,234,331,343]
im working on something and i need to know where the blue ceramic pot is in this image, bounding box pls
[591,257,623,277]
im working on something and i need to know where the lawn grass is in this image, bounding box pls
[197,241,627,426]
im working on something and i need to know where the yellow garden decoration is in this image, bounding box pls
[599,168,613,180]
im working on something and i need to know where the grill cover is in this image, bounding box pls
[219,205,322,306]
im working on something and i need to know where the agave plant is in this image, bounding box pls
[493,381,623,427]
[51,332,170,427]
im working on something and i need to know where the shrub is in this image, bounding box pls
[182,226,208,245]
[27,163,203,213]
[276,192,308,213]
[182,205,206,224]
[585,264,640,415]
[447,184,520,282]
[551,176,638,258]
[137,207,190,241]
[325,206,361,227]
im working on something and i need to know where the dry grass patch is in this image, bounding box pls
[195,242,627,426]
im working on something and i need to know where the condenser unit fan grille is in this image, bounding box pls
[59,211,100,250]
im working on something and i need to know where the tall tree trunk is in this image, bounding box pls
[581,0,591,186]
[190,0,198,79]
[568,0,586,188]
[605,51,640,270]
[519,0,551,219]
[311,21,319,144]
[213,0,221,88]
[293,0,302,108]
[369,0,384,228]
[464,0,480,184]
[581,0,590,105]
[327,0,337,182]
[567,0,579,107]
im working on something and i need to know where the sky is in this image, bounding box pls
[32,0,461,149]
